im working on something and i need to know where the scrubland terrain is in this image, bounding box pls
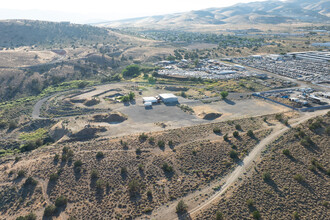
[195,113,330,220]
[0,114,281,219]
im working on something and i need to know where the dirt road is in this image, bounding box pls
[140,110,328,220]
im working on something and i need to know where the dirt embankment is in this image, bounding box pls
[91,112,128,123]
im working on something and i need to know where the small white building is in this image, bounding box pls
[159,93,178,103]
[143,97,158,104]
[144,102,152,107]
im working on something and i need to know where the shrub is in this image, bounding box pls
[176,200,187,213]
[147,190,152,198]
[168,140,173,146]
[139,133,148,141]
[252,210,261,219]
[223,134,229,142]
[55,195,67,207]
[138,164,144,171]
[54,154,60,161]
[62,147,70,154]
[128,179,141,196]
[275,113,282,121]
[233,131,239,138]
[282,149,291,156]
[43,205,56,217]
[74,160,82,168]
[215,211,223,220]
[8,120,18,130]
[262,172,271,181]
[24,177,38,186]
[235,124,241,130]
[16,212,36,220]
[309,121,322,130]
[17,170,25,178]
[213,127,221,134]
[293,174,304,182]
[246,199,254,206]
[96,151,104,159]
[327,169,330,176]
[311,158,323,170]
[326,126,330,135]
[301,136,313,146]
[158,140,165,148]
[49,173,59,181]
[148,137,155,144]
[162,163,174,173]
[229,150,238,159]
[136,148,142,155]
[0,120,7,129]
[293,211,300,219]
[220,91,229,99]
[247,130,254,138]
[96,179,105,189]
[90,169,99,179]
[122,64,141,78]
[121,167,127,175]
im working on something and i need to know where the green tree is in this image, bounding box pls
[220,91,229,99]
[176,200,187,213]
[122,65,141,78]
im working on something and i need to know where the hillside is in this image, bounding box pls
[195,113,330,219]
[0,115,276,219]
[98,0,330,29]
[0,20,113,49]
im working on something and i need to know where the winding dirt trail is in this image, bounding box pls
[140,110,328,220]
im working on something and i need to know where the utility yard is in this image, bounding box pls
[36,83,290,140]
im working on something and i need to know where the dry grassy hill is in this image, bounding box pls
[195,113,330,219]
[0,115,279,219]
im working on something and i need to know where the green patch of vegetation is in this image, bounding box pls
[213,127,221,134]
[122,65,141,78]
[55,195,68,207]
[216,211,224,220]
[262,172,271,181]
[176,200,187,214]
[247,130,254,138]
[177,104,194,114]
[139,133,148,141]
[49,173,59,182]
[24,177,38,186]
[229,150,238,159]
[162,162,174,173]
[252,210,261,219]
[16,212,36,220]
[293,174,305,182]
[233,131,239,138]
[158,140,165,148]
[96,151,104,159]
[90,169,99,179]
[282,149,291,156]
[44,205,56,217]
[128,179,142,196]
[220,91,229,99]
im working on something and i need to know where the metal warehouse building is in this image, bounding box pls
[159,93,178,103]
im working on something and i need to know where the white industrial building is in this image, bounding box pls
[159,93,178,103]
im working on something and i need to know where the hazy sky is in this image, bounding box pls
[0,0,272,23]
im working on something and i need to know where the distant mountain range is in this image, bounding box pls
[95,0,330,28]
